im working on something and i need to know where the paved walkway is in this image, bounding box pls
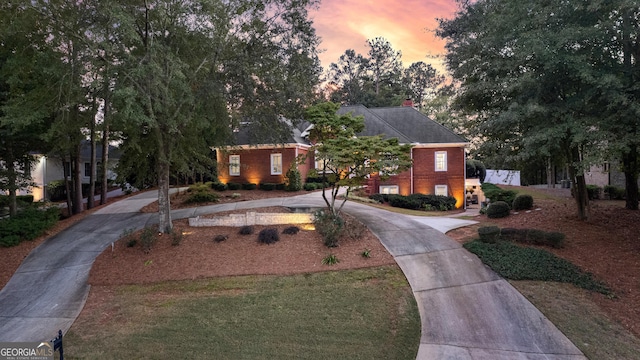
[0,190,586,359]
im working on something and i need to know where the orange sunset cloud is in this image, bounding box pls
[310,0,459,74]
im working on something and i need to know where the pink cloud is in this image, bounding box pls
[310,0,458,74]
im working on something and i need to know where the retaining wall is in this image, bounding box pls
[189,212,313,227]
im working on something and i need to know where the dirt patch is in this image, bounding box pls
[90,212,394,286]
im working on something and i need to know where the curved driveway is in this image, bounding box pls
[0,190,585,359]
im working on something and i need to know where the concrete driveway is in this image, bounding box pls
[0,190,586,359]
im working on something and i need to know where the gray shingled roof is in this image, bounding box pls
[337,105,467,145]
[227,105,466,147]
[231,118,310,146]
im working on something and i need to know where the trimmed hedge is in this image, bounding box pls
[227,182,242,190]
[486,201,510,218]
[242,183,257,190]
[586,185,601,200]
[604,185,625,200]
[500,227,565,248]
[211,182,228,191]
[259,183,277,191]
[478,226,500,243]
[384,193,457,211]
[512,194,533,211]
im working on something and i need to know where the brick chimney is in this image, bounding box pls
[402,97,414,107]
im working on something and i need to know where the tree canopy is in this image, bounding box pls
[0,0,322,231]
[327,37,445,110]
[438,0,640,218]
[305,102,412,216]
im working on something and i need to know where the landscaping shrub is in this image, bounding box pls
[586,185,601,200]
[211,182,228,191]
[47,179,66,201]
[242,183,257,190]
[313,210,344,247]
[239,226,254,235]
[140,227,156,254]
[463,240,610,294]
[499,228,566,248]
[170,229,183,246]
[477,226,501,243]
[214,234,228,242]
[227,182,242,190]
[184,192,219,204]
[384,193,457,211]
[512,194,534,211]
[285,168,302,191]
[282,226,300,235]
[342,216,366,241]
[499,228,527,243]
[303,183,317,191]
[604,185,625,200]
[17,195,34,204]
[0,206,60,247]
[368,193,385,203]
[259,183,277,191]
[486,201,510,218]
[188,183,210,193]
[545,232,566,248]
[275,183,286,191]
[258,228,280,244]
[482,183,517,206]
[387,194,422,210]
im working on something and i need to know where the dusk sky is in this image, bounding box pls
[309,0,459,74]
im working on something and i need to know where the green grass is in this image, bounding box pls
[464,240,611,294]
[64,267,420,359]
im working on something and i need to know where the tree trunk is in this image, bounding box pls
[73,145,84,215]
[88,117,96,209]
[6,151,18,217]
[569,147,590,220]
[63,159,73,215]
[100,123,110,205]
[622,145,639,210]
[157,159,172,233]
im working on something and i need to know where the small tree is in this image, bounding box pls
[305,102,412,216]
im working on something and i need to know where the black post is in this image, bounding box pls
[52,329,63,360]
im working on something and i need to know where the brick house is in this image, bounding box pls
[216,105,469,208]
[215,120,315,187]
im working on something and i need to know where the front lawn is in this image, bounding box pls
[64,267,420,359]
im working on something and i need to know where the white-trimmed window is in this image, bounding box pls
[435,151,447,172]
[229,155,240,176]
[271,153,282,175]
[379,185,399,194]
[435,185,448,196]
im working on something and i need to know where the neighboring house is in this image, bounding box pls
[17,142,120,202]
[216,105,470,208]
